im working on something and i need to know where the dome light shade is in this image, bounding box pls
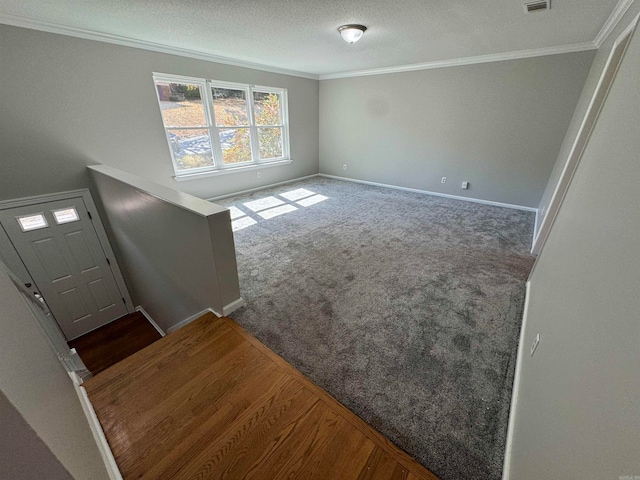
[338,24,367,43]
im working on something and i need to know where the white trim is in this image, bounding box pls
[135,306,166,337]
[0,13,317,80]
[2,6,627,82]
[502,281,532,480]
[174,159,293,182]
[318,174,537,212]
[164,298,245,334]
[531,13,639,255]
[0,189,89,210]
[69,373,123,480]
[0,1,629,83]
[222,297,246,316]
[319,42,596,80]
[207,174,319,202]
[65,348,92,383]
[594,0,636,47]
[532,209,540,251]
[165,308,220,334]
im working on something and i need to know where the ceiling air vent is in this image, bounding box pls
[523,0,550,13]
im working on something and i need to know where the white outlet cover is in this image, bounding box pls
[441,177,447,183]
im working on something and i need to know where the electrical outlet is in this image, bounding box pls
[441,177,447,184]
[257,171,262,179]
[530,333,540,357]
[343,164,347,170]
[461,181,469,189]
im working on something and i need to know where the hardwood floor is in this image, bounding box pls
[84,313,440,480]
[69,311,162,375]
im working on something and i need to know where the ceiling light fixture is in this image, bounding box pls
[338,24,367,44]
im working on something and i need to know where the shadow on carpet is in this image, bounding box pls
[217,178,535,480]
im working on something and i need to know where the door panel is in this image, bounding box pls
[0,197,128,340]
[88,278,115,311]
[33,237,75,281]
[64,230,98,272]
[60,287,91,322]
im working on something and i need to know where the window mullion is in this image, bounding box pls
[164,125,208,130]
[246,86,260,163]
[281,90,290,159]
[203,81,223,167]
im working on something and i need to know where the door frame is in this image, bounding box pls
[0,189,135,323]
[531,13,640,255]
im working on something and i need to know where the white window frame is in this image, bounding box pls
[153,73,291,180]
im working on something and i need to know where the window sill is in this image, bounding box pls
[173,159,292,182]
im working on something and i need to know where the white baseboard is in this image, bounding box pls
[502,280,532,480]
[69,372,123,480]
[318,174,537,212]
[207,174,319,202]
[166,308,216,334]
[165,298,246,334]
[222,297,246,316]
[135,306,166,337]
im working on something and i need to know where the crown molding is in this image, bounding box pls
[1,1,631,83]
[319,42,597,80]
[594,0,636,47]
[0,13,319,80]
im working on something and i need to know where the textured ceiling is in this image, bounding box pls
[0,0,620,76]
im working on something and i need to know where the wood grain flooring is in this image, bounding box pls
[69,311,162,375]
[84,313,440,480]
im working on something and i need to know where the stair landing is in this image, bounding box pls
[84,313,440,480]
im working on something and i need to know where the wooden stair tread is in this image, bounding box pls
[69,311,162,375]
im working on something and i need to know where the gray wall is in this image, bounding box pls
[90,165,242,331]
[0,391,73,480]
[319,52,595,208]
[0,263,109,480]
[535,3,640,235]
[507,12,640,480]
[0,24,319,202]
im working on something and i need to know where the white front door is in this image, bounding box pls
[0,196,128,340]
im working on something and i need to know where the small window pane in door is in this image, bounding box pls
[53,207,80,225]
[17,213,48,232]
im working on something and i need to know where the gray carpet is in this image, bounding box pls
[217,177,535,480]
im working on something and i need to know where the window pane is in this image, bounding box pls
[156,82,206,127]
[254,92,281,126]
[212,87,249,126]
[167,129,214,170]
[220,128,252,164]
[18,214,48,232]
[52,208,80,224]
[258,127,283,159]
